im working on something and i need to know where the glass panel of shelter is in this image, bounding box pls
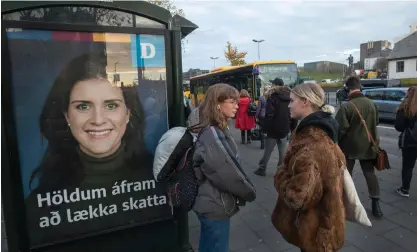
[2,6,166,29]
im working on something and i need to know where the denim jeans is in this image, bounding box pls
[198,215,230,252]
[258,136,288,170]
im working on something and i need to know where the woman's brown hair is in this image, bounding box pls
[240,89,250,98]
[199,83,239,129]
[398,86,417,117]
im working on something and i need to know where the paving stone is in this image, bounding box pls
[240,209,274,232]
[232,242,274,252]
[238,200,265,215]
[339,246,363,252]
[257,200,276,214]
[229,224,262,251]
[344,222,399,252]
[389,199,417,215]
[383,227,417,252]
[256,227,295,252]
[385,212,417,233]
[362,216,399,235]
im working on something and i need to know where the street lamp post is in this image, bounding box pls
[210,56,219,68]
[252,39,265,61]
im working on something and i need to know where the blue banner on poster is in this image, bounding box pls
[131,34,166,68]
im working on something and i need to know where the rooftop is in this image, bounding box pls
[387,31,417,60]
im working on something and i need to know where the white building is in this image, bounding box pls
[387,31,417,80]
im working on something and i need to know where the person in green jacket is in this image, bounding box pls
[335,76,383,218]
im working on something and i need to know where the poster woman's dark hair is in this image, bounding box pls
[30,53,147,193]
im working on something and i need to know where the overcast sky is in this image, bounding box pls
[174,0,417,71]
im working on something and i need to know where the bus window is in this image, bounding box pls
[258,63,298,87]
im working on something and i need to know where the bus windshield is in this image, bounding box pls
[258,63,298,87]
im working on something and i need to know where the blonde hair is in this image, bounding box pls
[262,85,272,96]
[398,86,417,117]
[291,83,335,114]
[199,83,239,129]
[240,89,250,98]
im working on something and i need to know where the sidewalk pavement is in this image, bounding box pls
[188,125,417,252]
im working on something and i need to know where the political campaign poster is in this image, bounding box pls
[6,28,171,246]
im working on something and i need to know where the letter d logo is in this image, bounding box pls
[141,43,156,59]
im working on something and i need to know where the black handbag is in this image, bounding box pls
[251,124,262,141]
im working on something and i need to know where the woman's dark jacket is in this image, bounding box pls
[395,109,417,148]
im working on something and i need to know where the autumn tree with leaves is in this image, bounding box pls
[224,41,247,66]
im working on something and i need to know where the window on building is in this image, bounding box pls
[396,61,405,72]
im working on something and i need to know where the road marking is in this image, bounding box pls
[378,125,395,130]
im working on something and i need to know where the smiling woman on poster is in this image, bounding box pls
[25,53,170,245]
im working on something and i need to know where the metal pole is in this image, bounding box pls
[252,39,264,61]
[257,43,260,61]
[210,56,218,69]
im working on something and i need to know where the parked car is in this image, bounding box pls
[362,87,408,121]
[303,79,317,84]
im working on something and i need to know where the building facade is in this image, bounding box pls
[303,61,347,74]
[359,40,391,69]
[183,68,209,82]
[387,32,417,80]
[364,48,392,71]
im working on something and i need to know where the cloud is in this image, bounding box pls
[175,0,417,71]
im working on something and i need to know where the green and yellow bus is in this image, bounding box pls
[189,60,300,107]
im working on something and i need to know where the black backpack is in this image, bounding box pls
[247,99,257,116]
[165,127,203,212]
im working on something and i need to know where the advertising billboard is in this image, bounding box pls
[6,28,171,246]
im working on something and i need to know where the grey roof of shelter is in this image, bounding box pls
[367,48,392,58]
[387,31,417,60]
[174,14,198,38]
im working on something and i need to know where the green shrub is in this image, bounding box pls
[400,78,417,86]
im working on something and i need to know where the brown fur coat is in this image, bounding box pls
[272,112,346,252]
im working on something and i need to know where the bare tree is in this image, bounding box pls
[373,58,388,72]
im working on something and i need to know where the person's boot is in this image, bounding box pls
[371,198,383,218]
[260,141,265,149]
[247,131,251,144]
[254,168,266,176]
[241,131,246,144]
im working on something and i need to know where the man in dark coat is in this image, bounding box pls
[335,76,383,218]
[254,78,297,176]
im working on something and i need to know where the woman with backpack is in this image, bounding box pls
[235,89,256,144]
[193,83,256,252]
[395,86,417,198]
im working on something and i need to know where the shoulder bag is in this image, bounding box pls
[350,102,391,171]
